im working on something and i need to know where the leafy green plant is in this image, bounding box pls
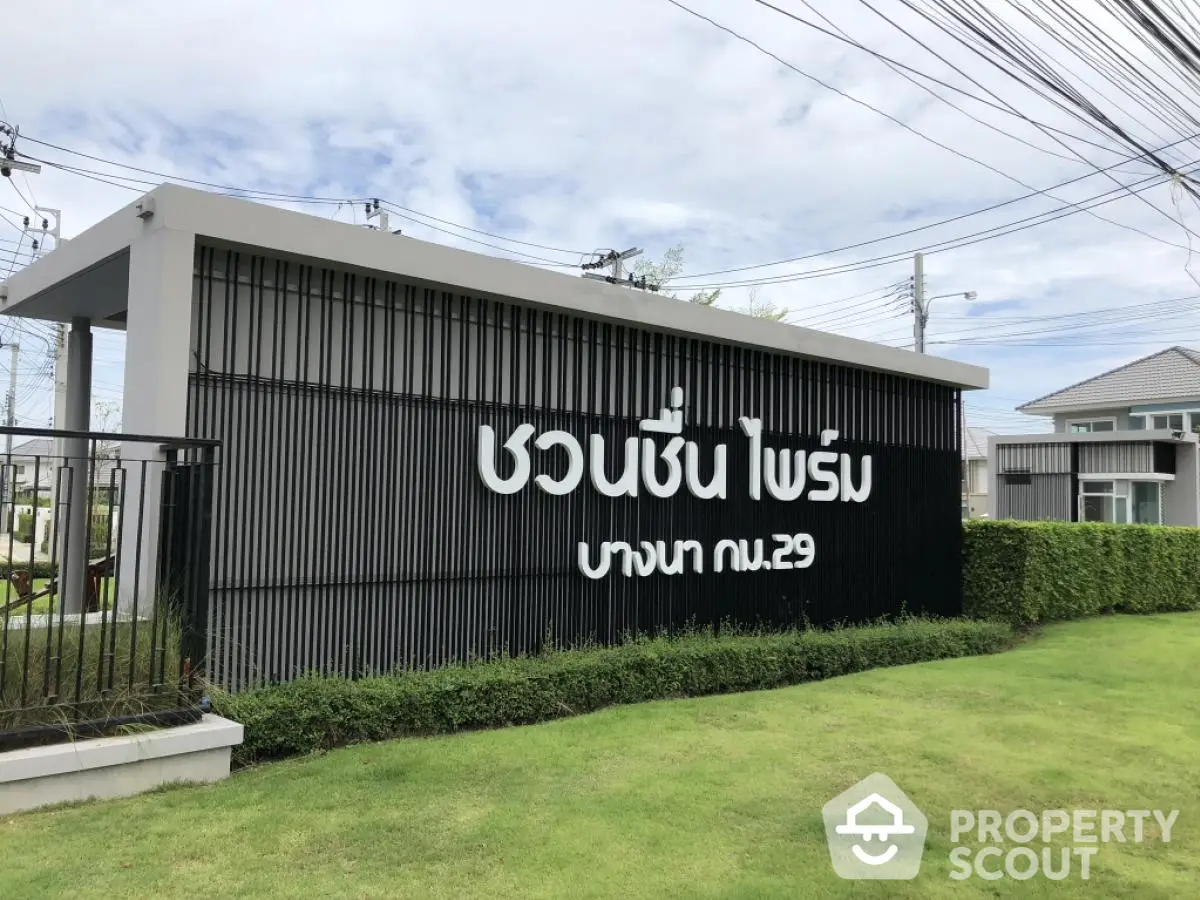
[212,617,1014,767]
[963,519,1200,624]
[0,559,58,579]
[14,512,33,543]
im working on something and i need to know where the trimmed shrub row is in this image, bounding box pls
[0,560,56,579]
[212,617,1014,767]
[963,519,1200,625]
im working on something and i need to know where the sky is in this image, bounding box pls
[2,0,1200,434]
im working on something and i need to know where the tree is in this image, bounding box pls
[631,244,721,308]
[632,245,788,321]
[92,400,122,460]
[745,286,789,322]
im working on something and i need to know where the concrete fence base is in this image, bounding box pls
[0,714,244,816]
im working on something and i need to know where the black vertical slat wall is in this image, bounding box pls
[187,246,964,691]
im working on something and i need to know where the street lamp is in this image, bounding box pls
[915,289,977,352]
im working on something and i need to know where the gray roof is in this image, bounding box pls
[7,439,53,458]
[962,426,996,460]
[1018,346,1200,414]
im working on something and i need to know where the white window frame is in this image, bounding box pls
[1077,479,1164,524]
[1066,417,1117,434]
[1130,481,1164,525]
[1078,480,1126,523]
[1128,410,1200,433]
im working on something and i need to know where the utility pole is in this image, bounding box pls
[0,123,41,179]
[581,248,660,291]
[0,342,16,520]
[49,324,67,530]
[364,199,401,235]
[911,251,977,354]
[912,252,926,353]
[3,343,17,456]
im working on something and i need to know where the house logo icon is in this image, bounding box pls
[822,773,928,880]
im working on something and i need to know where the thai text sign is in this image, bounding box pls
[476,387,873,579]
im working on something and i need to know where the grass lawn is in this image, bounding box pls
[1,577,118,615]
[2,614,1199,899]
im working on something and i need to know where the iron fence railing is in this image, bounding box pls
[0,427,218,750]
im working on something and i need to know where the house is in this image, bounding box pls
[3,439,55,495]
[962,426,995,519]
[990,346,1200,525]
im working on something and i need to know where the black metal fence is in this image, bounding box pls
[189,247,963,690]
[0,427,217,750]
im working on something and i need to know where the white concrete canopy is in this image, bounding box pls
[0,183,989,393]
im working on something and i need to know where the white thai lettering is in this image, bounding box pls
[840,453,872,502]
[739,416,763,500]
[610,541,635,577]
[589,434,640,497]
[641,436,685,498]
[807,450,840,502]
[684,441,727,499]
[477,424,535,494]
[738,538,766,571]
[764,448,807,501]
[639,385,685,434]
[533,430,585,495]
[714,539,739,572]
[578,541,612,579]
[679,539,704,573]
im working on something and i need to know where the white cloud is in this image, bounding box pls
[2,0,1200,431]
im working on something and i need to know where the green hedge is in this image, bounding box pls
[212,617,1014,767]
[14,512,33,544]
[963,519,1200,624]
[0,560,57,579]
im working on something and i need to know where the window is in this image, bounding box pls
[1079,480,1126,523]
[1079,480,1163,524]
[1129,410,1200,433]
[1132,482,1162,525]
[1151,413,1185,431]
[1068,419,1116,433]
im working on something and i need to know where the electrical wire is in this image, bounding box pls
[661,0,1134,221]
[737,0,1139,157]
[14,134,594,257]
[669,165,1187,290]
[857,0,1200,250]
[791,0,1156,172]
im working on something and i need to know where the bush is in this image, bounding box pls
[14,512,33,543]
[0,559,57,579]
[212,617,1015,767]
[963,520,1200,624]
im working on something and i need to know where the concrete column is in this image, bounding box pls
[117,226,195,617]
[61,317,92,615]
[987,436,1000,519]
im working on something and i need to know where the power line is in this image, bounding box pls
[890,0,1200,234]
[15,135,593,257]
[664,127,1200,283]
[736,0,1200,273]
[739,0,1132,157]
[669,165,1188,290]
[790,0,1154,172]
